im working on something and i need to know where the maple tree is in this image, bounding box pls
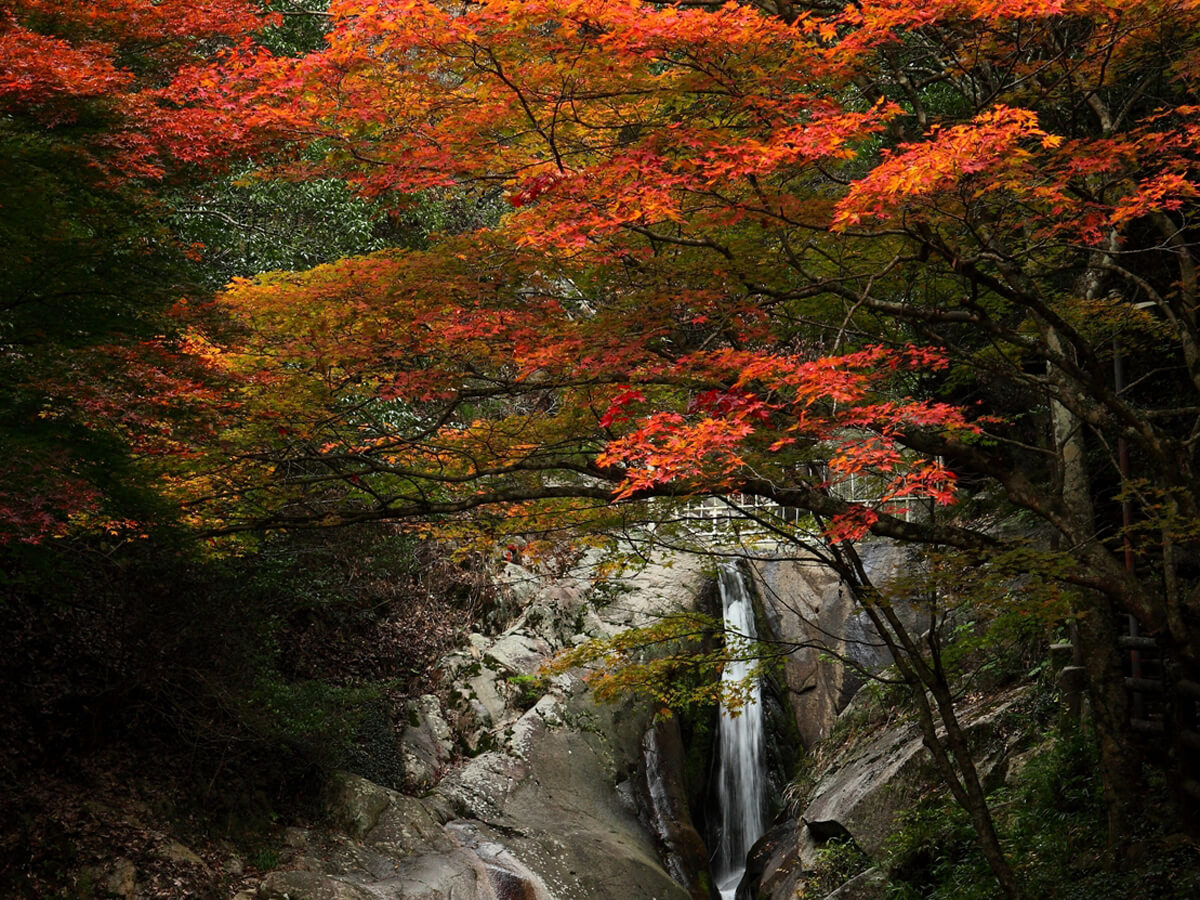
[175,0,1200,889]
[199,0,1200,557]
[0,0,293,542]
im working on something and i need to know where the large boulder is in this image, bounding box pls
[740,819,803,900]
[436,677,692,900]
[634,717,713,900]
[799,687,1031,861]
[399,695,455,791]
[742,684,1031,900]
[800,718,928,860]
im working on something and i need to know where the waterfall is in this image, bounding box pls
[714,563,767,900]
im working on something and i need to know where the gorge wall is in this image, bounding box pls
[245,541,947,900]
[749,542,925,749]
[249,550,716,900]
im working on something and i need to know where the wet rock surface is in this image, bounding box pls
[635,717,713,900]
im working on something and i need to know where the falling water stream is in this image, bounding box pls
[714,563,767,900]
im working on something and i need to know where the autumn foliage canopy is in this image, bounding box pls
[162,0,1195,555]
[9,3,1200,887]
[0,0,290,542]
[7,0,1200,629]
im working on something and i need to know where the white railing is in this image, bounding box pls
[662,476,930,546]
[826,468,934,523]
[653,494,810,546]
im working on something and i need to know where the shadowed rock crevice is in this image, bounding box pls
[635,717,714,900]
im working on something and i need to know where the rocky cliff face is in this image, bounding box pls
[245,539,995,900]
[248,551,716,900]
[749,542,926,749]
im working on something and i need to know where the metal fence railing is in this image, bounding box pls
[661,475,931,546]
[671,494,809,542]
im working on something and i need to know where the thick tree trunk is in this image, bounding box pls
[1047,326,1141,853]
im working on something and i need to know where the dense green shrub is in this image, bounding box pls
[799,837,872,898]
[884,726,1200,899]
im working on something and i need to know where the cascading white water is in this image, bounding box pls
[714,563,767,900]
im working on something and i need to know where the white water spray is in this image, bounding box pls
[714,563,767,900]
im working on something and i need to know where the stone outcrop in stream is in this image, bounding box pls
[248,552,714,900]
